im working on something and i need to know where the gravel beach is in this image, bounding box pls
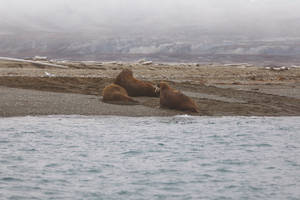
[1,59,300,117]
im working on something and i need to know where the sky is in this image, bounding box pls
[0,0,300,36]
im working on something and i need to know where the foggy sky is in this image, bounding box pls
[1,0,300,36]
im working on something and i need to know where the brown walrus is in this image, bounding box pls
[102,83,139,105]
[159,82,200,113]
[114,69,159,97]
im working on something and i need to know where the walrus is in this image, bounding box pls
[114,69,159,97]
[102,83,139,105]
[159,82,200,113]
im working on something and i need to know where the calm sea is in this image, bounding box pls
[0,116,300,200]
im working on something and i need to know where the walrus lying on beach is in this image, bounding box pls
[114,69,159,97]
[159,82,200,113]
[102,83,139,105]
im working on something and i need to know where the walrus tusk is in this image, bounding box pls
[155,86,160,94]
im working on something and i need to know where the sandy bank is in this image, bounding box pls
[1,60,300,117]
[0,87,178,117]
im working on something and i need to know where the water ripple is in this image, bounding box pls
[0,116,299,200]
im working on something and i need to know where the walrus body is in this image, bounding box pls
[114,69,159,97]
[102,83,139,105]
[159,82,199,113]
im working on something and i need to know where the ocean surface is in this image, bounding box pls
[0,116,299,200]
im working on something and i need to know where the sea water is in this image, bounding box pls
[0,116,299,200]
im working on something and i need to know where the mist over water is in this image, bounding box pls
[0,116,300,199]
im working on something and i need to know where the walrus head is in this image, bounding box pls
[120,69,133,77]
[159,82,170,91]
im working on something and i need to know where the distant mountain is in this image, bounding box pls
[1,15,300,64]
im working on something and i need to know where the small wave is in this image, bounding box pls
[0,116,299,199]
[1,177,23,182]
[122,150,143,155]
[174,114,193,118]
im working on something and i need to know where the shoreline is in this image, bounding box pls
[4,114,300,119]
[1,59,300,117]
[0,86,180,118]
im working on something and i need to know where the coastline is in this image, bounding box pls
[1,59,300,117]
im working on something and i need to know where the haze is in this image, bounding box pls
[1,0,300,33]
[0,0,300,61]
